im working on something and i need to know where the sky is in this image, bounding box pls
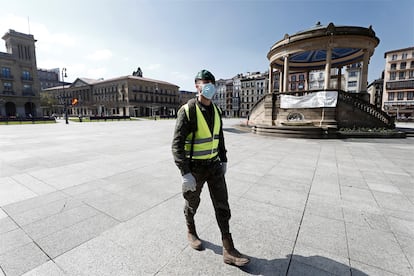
[1,0,413,91]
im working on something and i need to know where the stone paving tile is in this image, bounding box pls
[291,244,351,276]
[266,165,315,185]
[342,208,391,232]
[350,260,404,276]
[22,260,67,276]
[367,182,403,195]
[340,186,378,206]
[242,184,308,212]
[258,175,312,195]
[287,259,341,276]
[2,191,68,215]
[0,242,49,276]
[338,174,369,190]
[0,209,7,220]
[10,174,57,196]
[0,217,18,234]
[387,216,414,238]
[22,204,101,240]
[60,179,111,196]
[36,213,119,258]
[395,234,414,268]
[231,197,302,242]
[70,188,113,202]
[226,170,262,184]
[304,195,343,221]
[383,208,414,222]
[0,228,32,255]
[373,191,414,212]
[346,222,413,275]
[54,237,139,276]
[296,214,348,258]
[83,193,151,222]
[230,159,276,177]
[9,198,83,226]
[0,177,37,206]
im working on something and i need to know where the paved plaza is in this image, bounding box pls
[0,119,413,276]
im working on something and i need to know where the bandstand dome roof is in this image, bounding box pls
[267,22,380,71]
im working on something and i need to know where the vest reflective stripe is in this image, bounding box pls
[184,103,221,160]
[185,135,220,145]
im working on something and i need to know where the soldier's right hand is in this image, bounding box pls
[182,173,197,193]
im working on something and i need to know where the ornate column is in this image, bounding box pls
[337,67,342,91]
[324,47,332,90]
[268,64,273,93]
[279,71,283,93]
[283,55,289,92]
[360,49,369,92]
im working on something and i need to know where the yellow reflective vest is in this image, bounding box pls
[184,103,221,160]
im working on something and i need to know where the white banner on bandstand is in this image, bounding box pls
[280,91,338,109]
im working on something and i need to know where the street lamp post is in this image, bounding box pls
[62,68,68,124]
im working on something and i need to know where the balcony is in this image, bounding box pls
[386,80,414,90]
[21,76,33,82]
[23,90,36,96]
[0,74,14,80]
[2,90,15,95]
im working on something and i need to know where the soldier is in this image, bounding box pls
[172,69,250,267]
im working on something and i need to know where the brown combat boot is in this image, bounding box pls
[222,233,250,266]
[187,224,202,250]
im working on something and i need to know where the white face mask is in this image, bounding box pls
[201,83,216,99]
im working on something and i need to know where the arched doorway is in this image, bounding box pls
[5,102,16,117]
[25,102,36,117]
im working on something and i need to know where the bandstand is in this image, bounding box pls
[249,23,396,138]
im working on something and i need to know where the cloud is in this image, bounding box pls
[86,67,108,79]
[147,63,161,70]
[171,71,191,81]
[0,14,77,51]
[86,49,113,61]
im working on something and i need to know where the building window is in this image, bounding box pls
[291,75,296,81]
[390,63,397,70]
[397,92,404,100]
[23,84,32,93]
[22,70,31,80]
[348,81,357,87]
[411,61,414,68]
[349,71,358,77]
[390,72,396,80]
[388,92,394,100]
[1,67,11,78]
[299,74,304,81]
[3,82,12,91]
[402,53,408,59]
[400,62,407,69]
[407,92,414,100]
[399,71,406,80]
[410,71,414,79]
[391,54,397,60]
[291,83,296,90]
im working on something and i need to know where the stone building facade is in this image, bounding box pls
[240,72,268,117]
[37,68,64,90]
[0,29,41,117]
[382,46,414,119]
[41,75,179,118]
